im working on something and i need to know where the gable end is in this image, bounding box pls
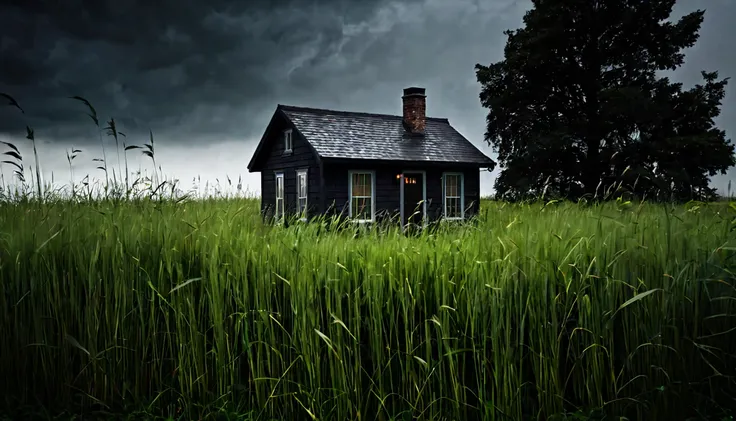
[247,106,323,173]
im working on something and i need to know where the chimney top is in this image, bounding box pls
[403,87,426,97]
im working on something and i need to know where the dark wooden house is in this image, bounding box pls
[247,87,496,226]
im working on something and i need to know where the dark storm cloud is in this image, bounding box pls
[0,0,441,142]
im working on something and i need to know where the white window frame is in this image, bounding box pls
[348,170,376,223]
[283,129,293,154]
[296,169,308,220]
[275,171,285,221]
[442,172,464,220]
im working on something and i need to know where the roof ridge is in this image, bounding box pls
[277,104,449,123]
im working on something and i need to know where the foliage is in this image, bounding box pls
[476,0,735,202]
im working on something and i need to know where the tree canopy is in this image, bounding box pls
[476,0,734,201]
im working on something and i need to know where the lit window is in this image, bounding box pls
[443,173,464,219]
[297,169,307,219]
[275,172,284,220]
[349,171,374,222]
[284,129,293,153]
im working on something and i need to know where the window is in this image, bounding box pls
[275,172,284,220]
[284,129,293,153]
[443,173,464,219]
[349,171,375,222]
[297,169,308,219]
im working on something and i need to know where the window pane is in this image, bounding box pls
[276,198,284,218]
[445,198,456,218]
[298,173,307,197]
[446,175,458,197]
[352,173,371,197]
[352,197,371,219]
[351,174,359,196]
[276,176,284,198]
[351,198,359,217]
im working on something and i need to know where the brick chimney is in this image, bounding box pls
[402,87,426,135]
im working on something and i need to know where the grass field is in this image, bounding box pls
[1,196,735,421]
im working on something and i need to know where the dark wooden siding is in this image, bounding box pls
[255,112,321,220]
[464,168,481,218]
[322,162,482,222]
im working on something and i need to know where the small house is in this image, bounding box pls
[247,87,496,226]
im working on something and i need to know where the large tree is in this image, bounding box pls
[476,0,735,201]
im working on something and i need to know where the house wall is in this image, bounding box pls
[322,162,481,222]
[256,113,321,220]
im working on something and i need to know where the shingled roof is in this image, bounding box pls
[277,105,495,166]
[248,87,496,172]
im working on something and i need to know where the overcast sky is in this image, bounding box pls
[1,0,735,198]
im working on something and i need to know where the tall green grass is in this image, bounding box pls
[1,197,735,420]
